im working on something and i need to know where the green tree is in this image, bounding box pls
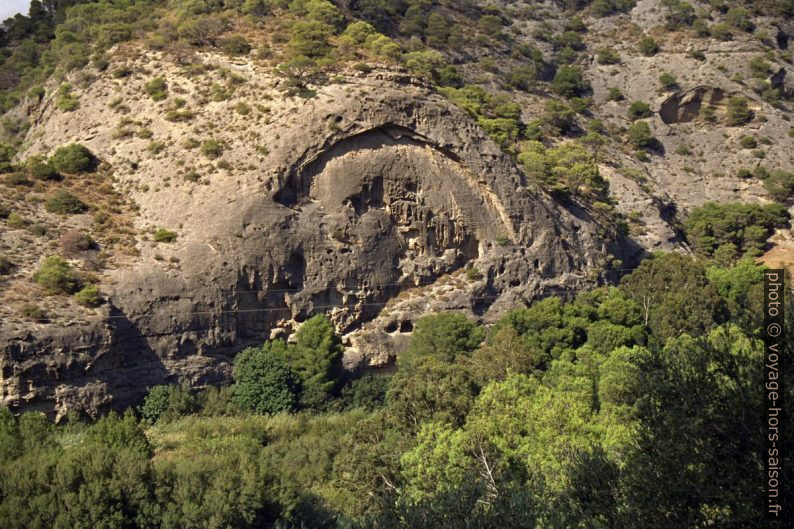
[627,101,651,120]
[627,120,655,149]
[33,255,78,294]
[387,356,479,430]
[637,36,658,56]
[49,143,95,173]
[726,96,752,125]
[285,314,344,409]
[551,65,590,98]
[619,252,727,342]
[398,312,485,369]
[232,341,300,414]
[287,20,332,58]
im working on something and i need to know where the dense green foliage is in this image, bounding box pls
[33,255,78,294]
[49,143,95,173]
[2,253,791,527]
[682,202,789,261]
[232,340,301,414]
[45,190,88,214]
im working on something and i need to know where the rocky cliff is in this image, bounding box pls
[1,55,614,419]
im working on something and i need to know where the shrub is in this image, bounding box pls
[21,305,48,321]
[597,48,621,65]
[638,36,659,56]
[287,20,332,58]
[49,144,95,173]
[232,341,300,414]
[739,136,757,149]
[75,285,103,307]
[144,77,168,101]
[45,191,88,215]
[33,256,79,294]
[222,35,252,55]
[763,170,794,202]
[627,120,655,149]
[56,84,79,111]
[4,172,32,187]
[29,160,60,180]
[338,374,390,410]
[628,101,652,120]
[0,143,15,172]
[165,109,195,122]
[710,23,732,40]
[6,212,24,228]
[726,7,752,31]
[725,97,752,126]
[659,72,677,89]
[153,228,177,243]
[675,143,691,155]
[200,139,224,159]
[608,87,624,101]
[60,230,94,256]
[551,65,590,98]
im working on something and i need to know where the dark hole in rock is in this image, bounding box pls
[385,321,398,333]
[778,31,789,50]
[399,320,413,332]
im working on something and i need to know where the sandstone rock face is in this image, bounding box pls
[1,61,612,419]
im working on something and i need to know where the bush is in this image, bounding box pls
[338,374,390,410]
[232,341,300,414]
[597,48,621,65]
[45,191,88,215]
[200,139,224,159]
[607,87,624,101]
[659,72,677,89]
[628,101,652,120]
[4,172,32,187]
[710,23,732,40]
[139,384,200,424]
[49,144,95,173]
[763,170,794,202]
[144,77,168,101]
[739,136,757,149]
[627,120,655,149]
[551,65,590,98]
[153,228,177,243]
[221,35,252,55]
[287,20,332,58]
[29,160,60,180]
[21,304,48,321]
[33,256,79,294]
[638,36,659,56]
[60,230,94,256]
[75,285,102,307]
[726,7,752,31]
[56,84,79,112]
[0,143,15,172]
[725,97,752,126]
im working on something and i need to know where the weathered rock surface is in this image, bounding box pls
[1,59,614,419]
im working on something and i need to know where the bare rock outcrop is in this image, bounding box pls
[1,63,613,418]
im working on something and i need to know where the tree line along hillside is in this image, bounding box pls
[0,249,792,528]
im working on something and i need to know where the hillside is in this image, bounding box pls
[0,1,793,528]
[0,0,792,415]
